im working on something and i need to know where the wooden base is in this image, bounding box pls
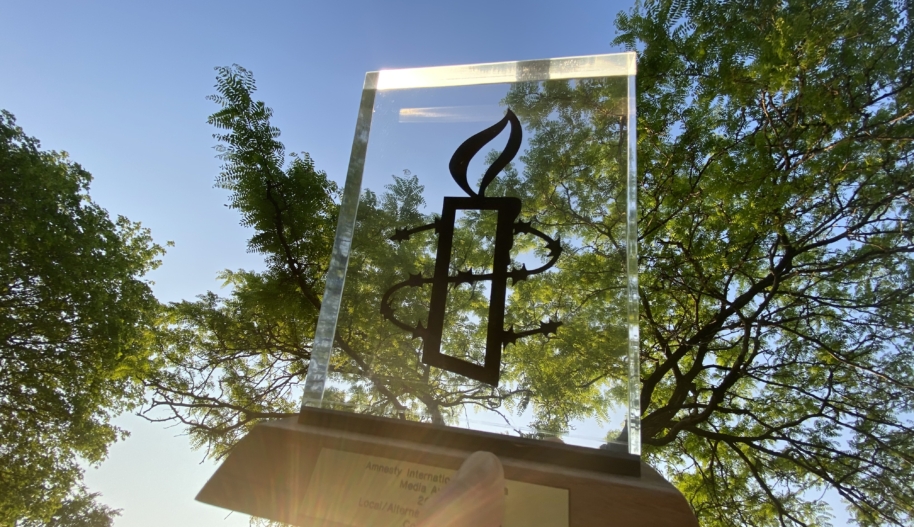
[197,413,697,526]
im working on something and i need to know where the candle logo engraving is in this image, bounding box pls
[380,109,561,386]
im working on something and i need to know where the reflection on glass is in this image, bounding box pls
[308,55,637,455]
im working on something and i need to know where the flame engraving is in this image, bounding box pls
[449,110,522,197]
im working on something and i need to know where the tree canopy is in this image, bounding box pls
[148,0,913,522]
[0,110,165,526]
[612,0,912,524]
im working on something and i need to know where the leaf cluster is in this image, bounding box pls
[145,65,340,455]
[152,9,914,520]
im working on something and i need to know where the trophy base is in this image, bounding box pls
[197,409,698,527]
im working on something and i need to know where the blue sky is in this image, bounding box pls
[1,1,853,526]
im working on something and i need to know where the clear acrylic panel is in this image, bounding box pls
[302,53,640,456]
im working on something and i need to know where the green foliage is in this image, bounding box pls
[16,488,119,527]
[208,65,339,288]
[148,67,590,451]
[146,66,340,454]
[611,0,913,524]
[150,66,632,448]
[146,270,311,456]
[502,78,632,433]
[0,111,164,525]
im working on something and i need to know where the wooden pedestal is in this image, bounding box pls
[197,410,697,526]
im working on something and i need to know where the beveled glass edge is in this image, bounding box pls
[366,52,636,90]
[626,73,641,456]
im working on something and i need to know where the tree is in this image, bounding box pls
[0,110,165,526]
[146,66,495,454]
[147,66,628,456]
[151,0,913,519]
[143,67,339,455]
[16,489,119,527]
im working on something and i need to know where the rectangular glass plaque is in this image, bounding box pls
[301,53,640,457]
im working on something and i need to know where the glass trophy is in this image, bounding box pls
[197,53,696,527]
